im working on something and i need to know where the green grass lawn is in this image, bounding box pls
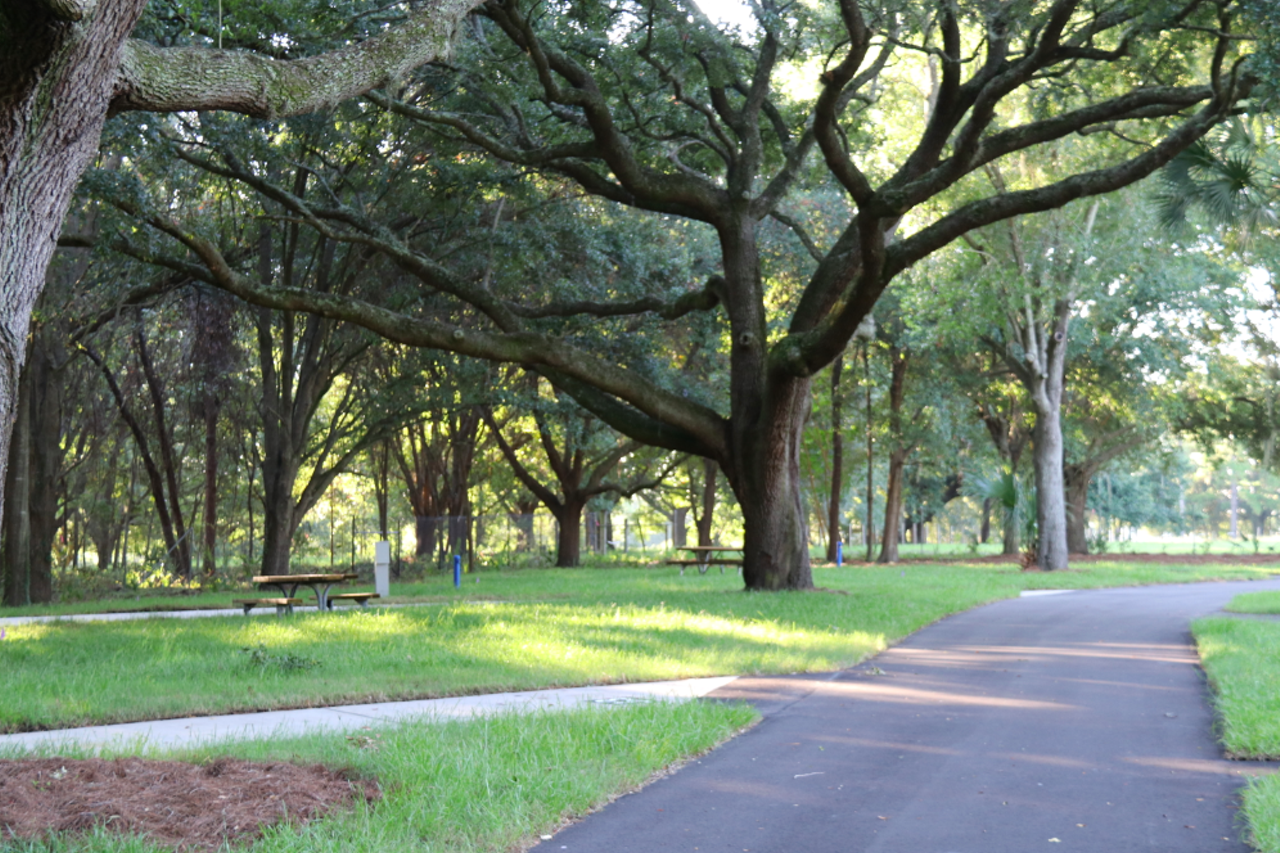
[3,560,1278,733]
[1246,777,1280,853]
[1193,598,1280,853]
[0,700,757,853]
[1225,590,1280,614]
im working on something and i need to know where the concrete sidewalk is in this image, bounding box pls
[0,676,738,753]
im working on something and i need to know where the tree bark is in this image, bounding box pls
[1002,487,1022,556]
[877,345,911,564]
[826,354,844,562]
[695,458,717,547]
[734,373,813,590]
[0,0,149,544]
[1,346,34,606]
[878,447,907,564]
[1065,463,1091,554]
[553,498,586,568]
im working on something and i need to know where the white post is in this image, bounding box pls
[374,541,391,598]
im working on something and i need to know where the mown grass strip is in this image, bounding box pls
[1244,775,1280,853]
[1193,611,1280,853]
[0,700,758,853]
[1225,591,1280,614]
[1192,617,1280,759]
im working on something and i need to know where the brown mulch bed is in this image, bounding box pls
[0,757,378,851]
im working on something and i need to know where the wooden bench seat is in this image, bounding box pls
[664,558,744,577]
[325,592,380,609]
[233,597,301,615]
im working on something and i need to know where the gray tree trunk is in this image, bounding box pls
[0,1,149,546]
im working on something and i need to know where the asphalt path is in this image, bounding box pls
[538,580,1280,853]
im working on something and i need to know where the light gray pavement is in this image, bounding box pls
[0,676,739,753]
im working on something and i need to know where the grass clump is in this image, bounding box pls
[239,644,321,673]
[1193,615,1280,853]
[1244,775,1280,853]
[0,700,757,853]
[1225,591,1280,614]
[1192,617,1280,758]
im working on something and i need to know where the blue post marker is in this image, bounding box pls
[453,554,462,588]
[836,541,843,566]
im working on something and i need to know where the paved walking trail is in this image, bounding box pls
[540,580,1280,853]
[5,579,1280,852]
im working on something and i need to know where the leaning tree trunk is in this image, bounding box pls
[0,1,149,537]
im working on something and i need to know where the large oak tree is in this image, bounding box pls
[118,0,1260,586]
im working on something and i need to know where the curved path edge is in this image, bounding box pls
[538,579,1280,853]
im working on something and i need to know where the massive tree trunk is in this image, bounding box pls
[0,0,149,540]
[731,370,813,590]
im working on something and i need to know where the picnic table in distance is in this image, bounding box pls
[666,546,744,576]
[246,573,361,612]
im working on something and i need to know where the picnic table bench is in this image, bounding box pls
[325,592,380,609]
[665,546,744,576]
[232,597,301,615]
[245,573,360,612]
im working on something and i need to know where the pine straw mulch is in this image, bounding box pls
[0,756,379,851]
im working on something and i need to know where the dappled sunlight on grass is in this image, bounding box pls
[3,560,1278,733]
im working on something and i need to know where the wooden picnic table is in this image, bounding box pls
[250,573,358,611]
[667,546,744,576]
